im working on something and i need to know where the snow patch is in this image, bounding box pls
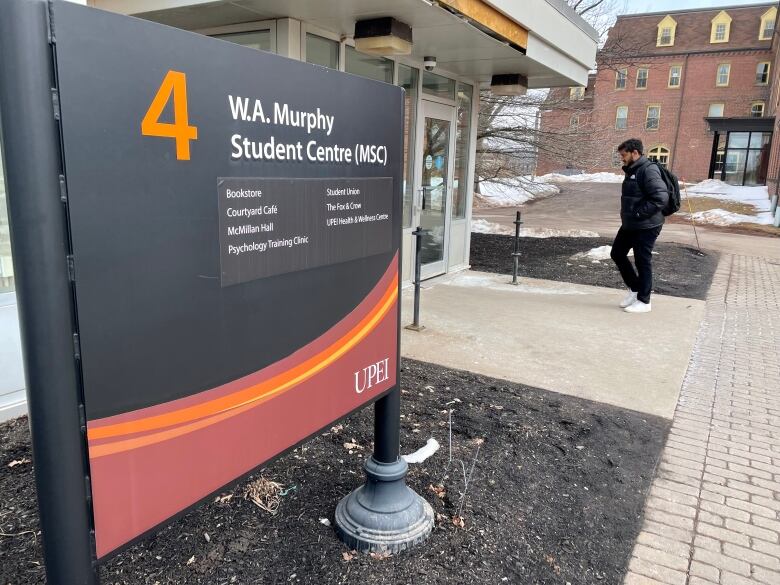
[536,172,624,184]
[471,219,599,238]
[475,177,560,207]
[685,180,771,212]
[685,208,775,226]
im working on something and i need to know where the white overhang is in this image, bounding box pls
[90,0,598,88]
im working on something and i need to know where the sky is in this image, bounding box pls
[626,0,774,13]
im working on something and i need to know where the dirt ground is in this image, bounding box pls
[0,360,668,585]
[469,233,718,301]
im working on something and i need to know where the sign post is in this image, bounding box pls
[0,0,432,582]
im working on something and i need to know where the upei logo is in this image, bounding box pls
[354,358,390,394]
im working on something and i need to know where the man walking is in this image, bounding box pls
[611,139,669,313]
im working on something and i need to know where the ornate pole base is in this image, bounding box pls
[335,456,434,554]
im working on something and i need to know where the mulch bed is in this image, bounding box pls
[470,233,718,300]
[1,360,668,585]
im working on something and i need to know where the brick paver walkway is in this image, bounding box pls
[624,254,780,585]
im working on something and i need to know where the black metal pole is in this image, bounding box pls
[0,1,97,583]
[373,387,401,463]
[405,226,426,331]
[511,211,523,286]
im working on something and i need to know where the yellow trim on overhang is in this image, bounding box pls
[438,0,528,49]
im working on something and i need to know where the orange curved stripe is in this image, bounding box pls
[88,274,397,443]
[88,286,398,458]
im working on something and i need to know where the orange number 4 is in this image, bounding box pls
[141,70,198,161]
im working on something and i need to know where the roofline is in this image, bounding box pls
[616,2,777,20]
[540,0,601,42]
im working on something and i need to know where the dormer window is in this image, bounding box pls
[760,7,777,40]
[657,15,677,47]
[711,11,732,43]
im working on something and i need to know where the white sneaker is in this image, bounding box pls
[624,300,651,313]
[620,291,638,308]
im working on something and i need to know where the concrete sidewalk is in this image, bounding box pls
[401,271,705,420]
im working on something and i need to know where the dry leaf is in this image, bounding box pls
[369,551,391,560]
[7,458,30,468]
[204,533,210,543]
[186,555,195,566]
[341,551,355,562]
[214,494,233,504]
[319,518,331,527]
[428,484,446,499]
[244,477,283,515]
[343,441,362,450]
[452,515,465,528]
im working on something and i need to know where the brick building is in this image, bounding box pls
[538,2,779,187]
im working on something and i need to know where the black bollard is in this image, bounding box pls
[511,211,523,285]
[405,226,428,331]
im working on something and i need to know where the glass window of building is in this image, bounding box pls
[213,30,272,52]
[422,72,456,100]
[659,27,673,46]
[760,8,776,40]
[708,103,725,117]
[668,66,682,87]
[569,87,584,101]
[648,146,670,168]
[345,46,393,83]
[570,114,580,129]
[397,64,418,228]
[756,62,771,85]
[716,131,772,186]
[751,102,765,118]
[615,68,627,90]
[0,151,13,294]
[656,16,677,46]
[452,82,473,220]
[716,64,730,86]
[306,33,339,70]
[636,68,649,89]
[646,106,661,130]
[714,23,727,41]
[616,106,628,129]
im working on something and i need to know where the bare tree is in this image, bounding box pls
[474,0,627,193]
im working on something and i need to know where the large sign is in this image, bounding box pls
[37,1,402,560]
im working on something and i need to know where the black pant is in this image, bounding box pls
[610,225,662,304]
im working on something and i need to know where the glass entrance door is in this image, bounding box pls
[417,101,455,279]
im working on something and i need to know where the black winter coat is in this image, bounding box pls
[620,156,669,230]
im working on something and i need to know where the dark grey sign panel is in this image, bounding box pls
[218,177,393,285]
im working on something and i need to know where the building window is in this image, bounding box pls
[636,68,649,89]
[615,106,628,130]
[716,64,730,87]
[760,7,777,40]
[710,11,732,43]
[570,114,580,129]
[305,33,339,70]
[708,103,725,117]
[668,66,682,88]
[422,71,456,100]
[646,106,661,130]
[397,65,418,228]
[615,68,627,90]
[648,146,670,168]
[569,87,585,101]
[453,82,473,220]
[657,15,677,46]
[714,131,772,186]
[0,152,12,294]
[756,62,771,85]
[751,102,765,118]
[345,46,394,83]
[213,30,273,52]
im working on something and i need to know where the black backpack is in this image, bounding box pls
[652,162,681,216]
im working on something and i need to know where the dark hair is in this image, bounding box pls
[618,139,643,155]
